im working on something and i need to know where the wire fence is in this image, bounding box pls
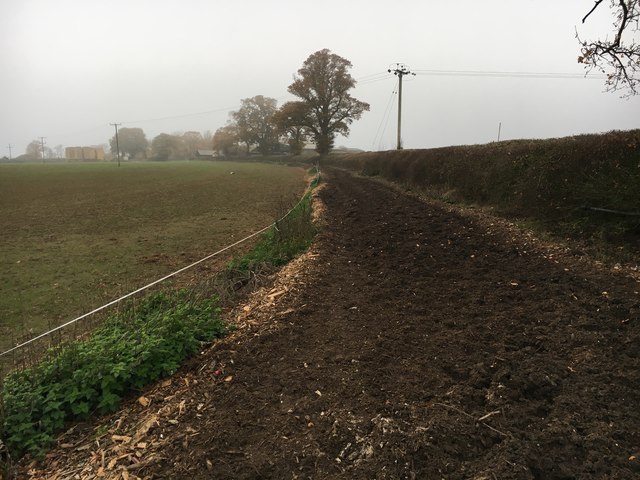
[0,175,318,376]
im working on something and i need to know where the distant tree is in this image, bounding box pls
[578,0,640,95]
[25,140,42,161]
[287,49,369,156]
[202,130,213,146]
[109,127,148,159]
[212,125,239,156]
[231,95,279,155]
[272,101,310,155]
[53,144,64,159]
[150,133,187,160]
[182,131,203,159]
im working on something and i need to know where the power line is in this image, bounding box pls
[372,79,398,150]
[357,71,389,81]
[412,68,607,79]
[357,72,392,86]
[122,105,238,125]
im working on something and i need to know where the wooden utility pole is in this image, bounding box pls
[7,144,12,161]
[39,137,47,163]
[388,64,415,150]
[110,123,122,167]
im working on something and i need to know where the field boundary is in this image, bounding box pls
[0,175,317,359]
[323,129,640,250]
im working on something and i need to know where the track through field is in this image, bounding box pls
[22,168,640,479]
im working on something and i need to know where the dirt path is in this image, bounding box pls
[20,169,640,479]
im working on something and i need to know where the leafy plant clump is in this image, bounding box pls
[0,291,227,457]
[229,190,316,272]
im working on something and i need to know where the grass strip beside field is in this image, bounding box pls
[229,190,316,272]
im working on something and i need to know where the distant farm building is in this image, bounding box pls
[196,149,218,158]
[65,147,105,161]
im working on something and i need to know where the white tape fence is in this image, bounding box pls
[0,178,316,359]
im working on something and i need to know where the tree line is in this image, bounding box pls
[11,4,640,163]
[13,49,368,162]
[157,49,370,159]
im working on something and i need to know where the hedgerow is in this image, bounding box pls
[326,130,640,244]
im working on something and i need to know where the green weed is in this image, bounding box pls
[229,192,316,272]
[0,290,227,457]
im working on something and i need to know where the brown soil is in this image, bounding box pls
[16,168,640,479]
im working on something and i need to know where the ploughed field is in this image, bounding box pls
[23,168,640,479]
[0,161,306,353]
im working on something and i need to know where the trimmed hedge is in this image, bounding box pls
[326,130,640,241]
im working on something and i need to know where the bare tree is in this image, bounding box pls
[25,140,42,161]
[53,144,64,159]
[578,0,640,95]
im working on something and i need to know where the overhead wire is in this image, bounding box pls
[371,78,398,150]
[412,68,607,80]
[378,91,397,151]
[356,71,389,81]
[355,66,610,150]
[356,71,392,86]
[36,68,608,150]
[122,104,239,126]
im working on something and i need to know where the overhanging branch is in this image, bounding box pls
[583,0,605,23]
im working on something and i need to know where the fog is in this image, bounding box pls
[1,0,638,157]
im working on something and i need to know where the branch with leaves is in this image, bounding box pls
[578,0,640,96]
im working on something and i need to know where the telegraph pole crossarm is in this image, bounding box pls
[388,63,415,150]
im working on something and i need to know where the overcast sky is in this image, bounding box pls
[1,0,638,156]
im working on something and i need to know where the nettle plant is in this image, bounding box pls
[0,291,227,457]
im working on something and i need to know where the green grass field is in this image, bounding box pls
[0,161,306,352]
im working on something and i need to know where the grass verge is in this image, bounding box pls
[228,189,316,272]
